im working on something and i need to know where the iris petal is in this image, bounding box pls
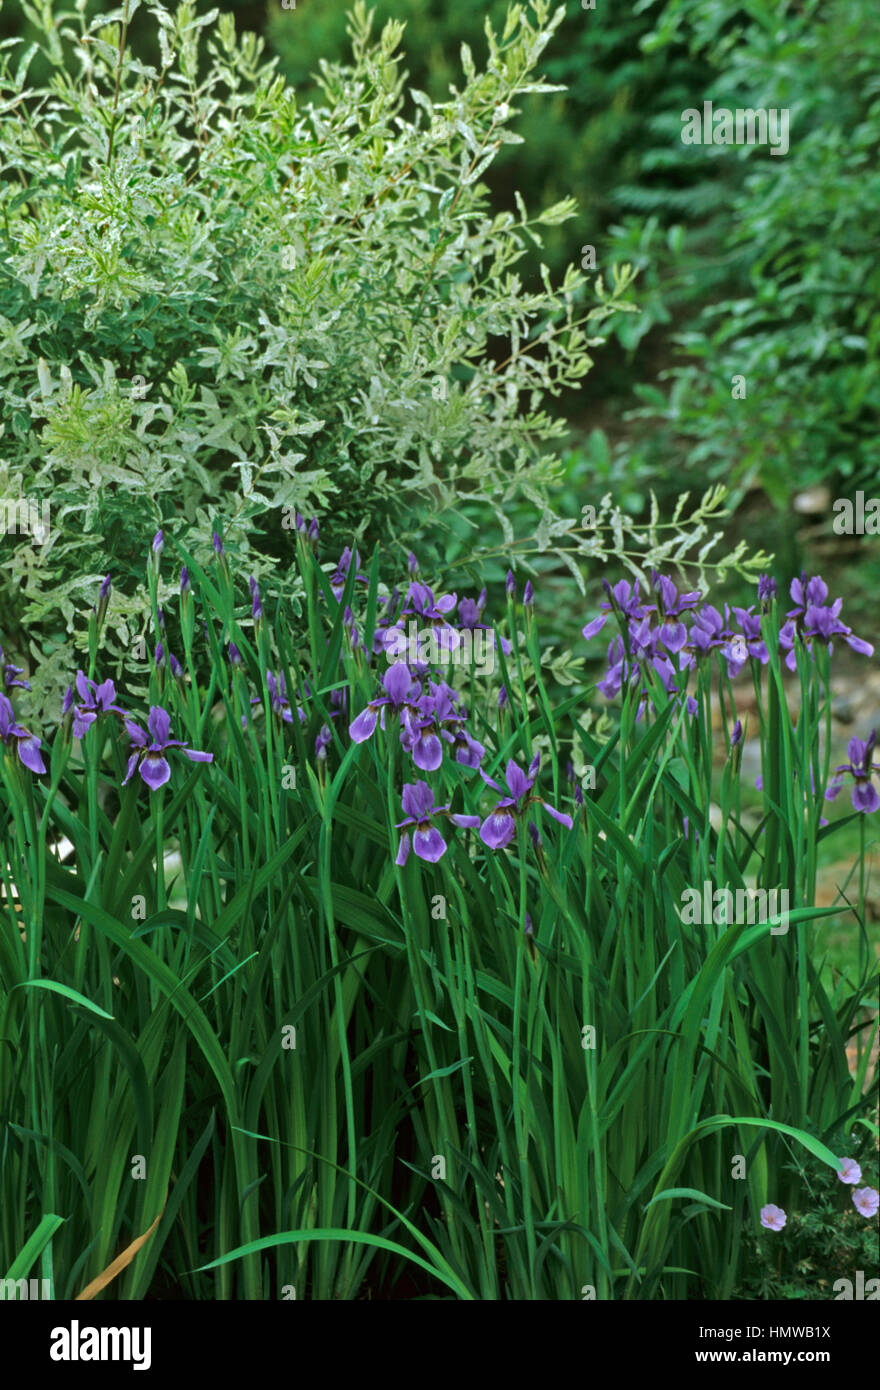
[479,811,516,850]
[140,753,171,790]
[17,736,46,775]
[413,826,447,862]
[349,707,379,743]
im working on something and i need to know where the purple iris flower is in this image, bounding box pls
[565,760,585,807]
[643,652,692,713]
[596,635,629,699]
[523,580,534,609]
[93,572,112,625]
[408,552,419,576]
[169,652,184,681]
[423,680,460,719]
[787,573,829,622]
[308,518,319,544]
[585,580,698,717]
[719,633,751,679]
[826,731,880,813]
[371,589,401,655]
[608,576,650,617]
[349,675,462,773]
[506,570,516,600]
[67,671,128,739]
[251,670,302,725]
[652,572,700,653]
[315,724,332,761]
[458,595,487,630]
[0,644,31,692]
[404,582,458,625]
[249,576,263,621]
[585,573,705,700]
[400,706,444,772]
[730,719,743,749]
[804,600,873,657]
[731,608,769,665]
[628,615,661,664]
[582,578,650,643]
[478,756,573,850]
[212,530,224,556]
[349,662,418,743]
[122,706,213,790]
[152,530,164,555]
[0,692,46,773]
[456,593,511,656]
[757,574,777,607]
[180,566,190,594]
[781,574,872,669]
[443,724,485,768]
[330,548,368,601]
[394,780,480,865]
[228,641,243,667]
[681,604,730,668]
[343,605,361,651]
[582,612,609,642]
[777,619,799,672]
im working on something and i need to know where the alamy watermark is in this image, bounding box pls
[1,497,50,544]
[681,101,790,156]
[0,1277,52,1299]
[832,492,880,535]
[679,883,790,934]
[49,1320,151,1371]
[833,1271,879,1299]
[383,622,495,675]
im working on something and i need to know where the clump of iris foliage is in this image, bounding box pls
[1,525,876,1300]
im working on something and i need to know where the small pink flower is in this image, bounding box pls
[837,1157,862,1185]
[851,1187,879,1218]
[760,1203,787,1231]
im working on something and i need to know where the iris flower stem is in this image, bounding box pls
[512,817,537,1287]
[17,771,44,1190]
[859,810,866,932]
[509,608,530,728]
[155,788,165,912]
[440,879,497,1298]
[301,540,321,687]
[319,812,358,1296]
[229,669,252,881]
[31,738,74,1175]
[81,718,102,875]
[386,743,467,1270]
